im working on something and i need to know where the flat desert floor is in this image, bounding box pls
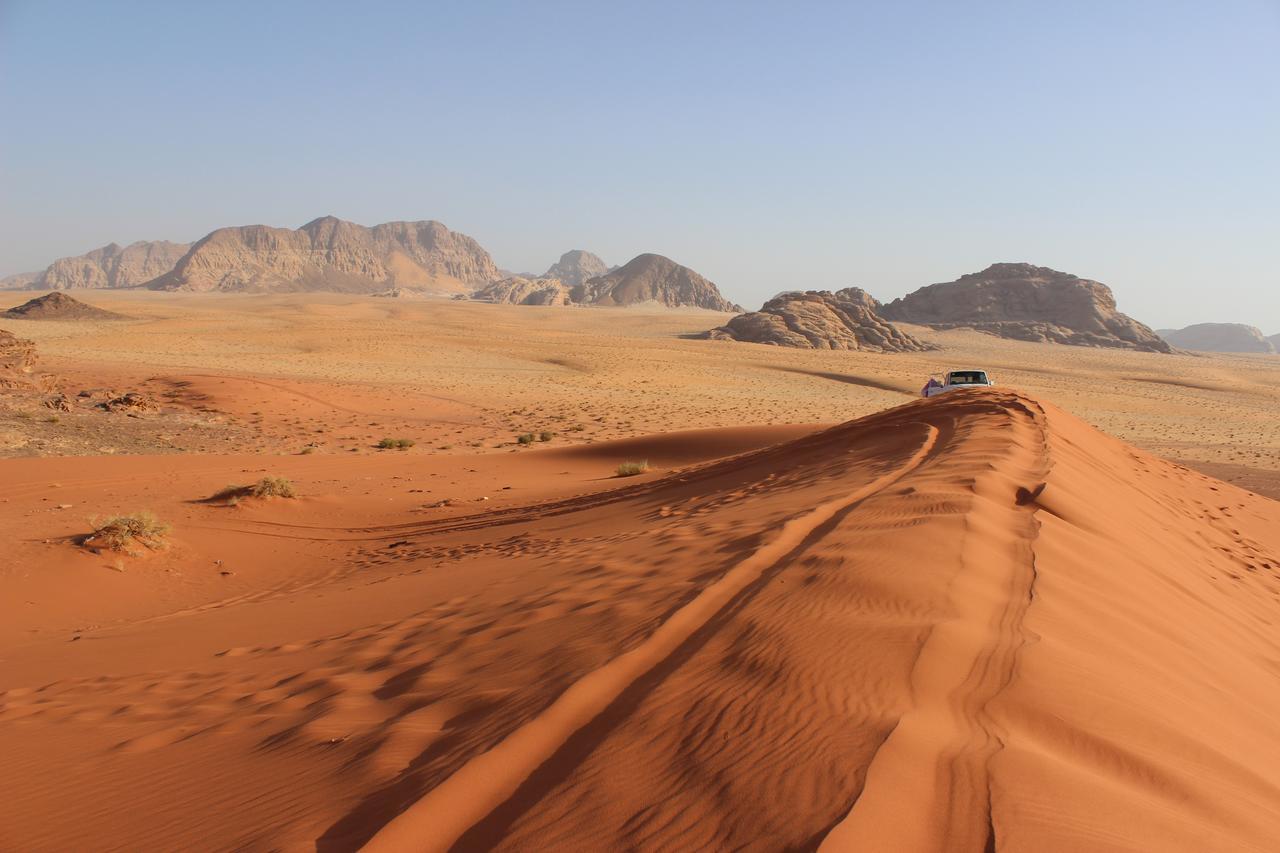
[2,292,1279,851]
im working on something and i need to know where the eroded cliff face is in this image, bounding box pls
[0,328,46,389]
[880,263,1171,353]
[705,288,931,352]
[148,217,499,294]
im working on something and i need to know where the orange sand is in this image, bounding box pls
[2,292,1280,851]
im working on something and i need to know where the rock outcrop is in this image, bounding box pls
[3,292,124,321]
[576,254,740,311]
[1157,323,1275,354]
[21,241,189,290]
[147,216,500,294]
[0,328,43,389]
[544,250,609,287]
[474,277,574,306]
[704,288,932,351]
[1270,334,1280,350]
[879,263,1171,353]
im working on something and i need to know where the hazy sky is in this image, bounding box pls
[2,1,1277,331]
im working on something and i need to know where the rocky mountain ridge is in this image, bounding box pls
[704,288,931,351]
[9,241,189,291]
[1158,323,1275,354]
[147,216,499,294]
[879,263,1171,353]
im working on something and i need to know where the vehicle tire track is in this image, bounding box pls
[360,421,943,853]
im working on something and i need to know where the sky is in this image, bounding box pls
[1,0,1277,332]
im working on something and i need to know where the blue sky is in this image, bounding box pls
[2,0,1277,331]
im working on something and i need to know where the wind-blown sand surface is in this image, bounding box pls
[2,292,1279,850]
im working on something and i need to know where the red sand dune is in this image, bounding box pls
[2,389,1279,851]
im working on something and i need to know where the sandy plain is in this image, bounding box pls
[1,291,1279,851]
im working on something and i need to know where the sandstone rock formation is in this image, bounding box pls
[576,254,740,311]
[147,217,499,294]
[474,277,574,306]
[20,241,189,290]
[879,263,1171,353]
[0,328,43,389]
[704,288,932,351]
[3,292,124,321]
[544,250,609,287]
[1270,333,1280,350]
[1157,323,1275,353]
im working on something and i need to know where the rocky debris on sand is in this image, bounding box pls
[1158,323,1276,354]
[879,263,1171,352]
[704,288,932,352]
[3,291,125,321]
[96,392,157,413]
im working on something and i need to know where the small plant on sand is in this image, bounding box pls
[538,431,554,442]
[615,460,650,477]
[378,437,415,450]
[251,476,296,498]
[517,432,535,445]
[86,511,171,553]
[208,476,297,504]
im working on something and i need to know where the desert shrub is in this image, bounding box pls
[615,460,650,477]
[517,433,535,445]
[87,511,171,552]
[251,476,296,498]
[538,431,554,442]
[378,437,415,450]
[209,476,296,503]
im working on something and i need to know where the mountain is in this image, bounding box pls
[576,254,740,311]
[544,250,609,287]
[1268,333,1279,350]
[147,217,499,294]
[705,287,931,352]
[1158,323,1275,354]
[15,241,189,291]
[0,272,40,290]
[473,276,574,306]
[2,292,124,321]
[880,263,1171,353]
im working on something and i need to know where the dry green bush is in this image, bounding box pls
[209,476,296,503]
[378,437,415,450]
[517,433,535,445]
[615,460,650,477]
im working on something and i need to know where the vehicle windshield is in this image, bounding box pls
[948,371,988,385]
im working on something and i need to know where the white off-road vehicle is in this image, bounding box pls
[921,369,994,397]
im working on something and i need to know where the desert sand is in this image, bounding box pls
[2,291,1280,851]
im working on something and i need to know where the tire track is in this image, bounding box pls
[360,421,942,853]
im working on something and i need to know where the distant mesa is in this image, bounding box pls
[704,288,932,352]
[2,291,124,321]
[1270,333,1280,350]
[474,277,574,306]
[1158,323,1275,354]
[480,253,740,311]
[879,263,1172,353]
[14,241,189,291]
[147,216,500,295]
[544,250,610,287]
[0,271,41,290]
